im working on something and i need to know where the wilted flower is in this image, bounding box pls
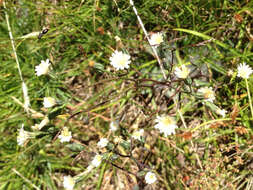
[17,125,30,146]
[97,138,109,148]
[109,50,131,70]
[150,32,163,46]
[216,108,227,118]
[154,115,178,137]
[35,59,51,76]
[114,36,121,42]
[91,154,103,167]
[198,87,215,102]
[145,172,157,184]
[58,127,72,143]
[237,62,253,79]
[110,121,118,131]
[31,124,40,130]
[132,129,144,141]
[63,176,75,190]
[32,117,49,130]
[174,65,190,79]
[43,97,56,108]
[22,82,30,112]
[227,69,234,76]
[113,136,123,144]
[20,31,40,39]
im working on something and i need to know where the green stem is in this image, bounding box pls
[96,162,106,190]
[245,79,253,119]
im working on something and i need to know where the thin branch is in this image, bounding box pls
[110,162,138,178]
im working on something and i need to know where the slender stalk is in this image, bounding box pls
[245,79,253,119]
[3,1,30,112]
[178,109,210,186]
[129,0,167,80]
[12,168,40,190]
[178,109,203,170]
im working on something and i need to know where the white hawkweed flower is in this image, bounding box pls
[43,97,56,108]
[216,108,227,118]
[35,59,51,76]
[110,121,118,131]
[132,129,144,141]
[198,87,215,102]
[58,127,72,143]
[17,125,30,146]
[174,65,190,79]
[97,138,109,148]
[109,50,131,70]
[237,62,253,79]
[63,176,75,190]
[91,154,103,167]
[154,115,178,137]
[145,172,157,184]
[149,32,163,46]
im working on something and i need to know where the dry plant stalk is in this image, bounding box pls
[3,0,30,113]
[129,0,167,80]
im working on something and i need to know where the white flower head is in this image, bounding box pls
[198,87,215,102]
[91,154,103,167]
[154,115,178,137]
[132,129,144,141]
[63,176,75,190]
[58,127,72,143]
[216,108,227,118]
[97,138,109,148]
[109,50,131,70]
[35,59,51,76]
[145,172,157,184]
[150,32,163,46]
[237,62,253,79]
[17,125,30,146]
[174,65,190,79]
[110,121,118,131]
[43,97,56,108]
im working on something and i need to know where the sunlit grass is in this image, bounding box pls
[0,0,253,189]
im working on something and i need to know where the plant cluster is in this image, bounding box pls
[1,0,253,189]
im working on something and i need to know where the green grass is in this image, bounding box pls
[0,0,253,189]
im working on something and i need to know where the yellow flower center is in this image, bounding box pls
[203,90,213,99]
[240,70,247,78]
[155,36,163,44]
[161,117,174,126]
[118,57,127,66]
[62,128,70,136]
